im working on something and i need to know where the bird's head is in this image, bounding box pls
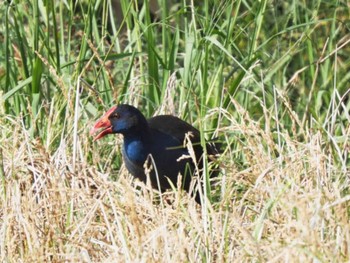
[90,104,148,141]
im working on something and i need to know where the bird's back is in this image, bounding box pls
[148,115,201,143]
[148,115,220,157]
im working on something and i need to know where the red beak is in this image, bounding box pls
[90,106,117,141]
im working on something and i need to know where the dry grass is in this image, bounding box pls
[1,99,348,262]
[2,0,349,261]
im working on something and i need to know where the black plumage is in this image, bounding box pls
[90,104,220,203]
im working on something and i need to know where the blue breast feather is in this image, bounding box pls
[124,139,148,164]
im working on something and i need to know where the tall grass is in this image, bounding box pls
[1,0,349,261]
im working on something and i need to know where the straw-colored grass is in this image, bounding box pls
[1,96,348,262]
[1,0,349,261]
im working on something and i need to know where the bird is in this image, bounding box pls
[90,104,220,203]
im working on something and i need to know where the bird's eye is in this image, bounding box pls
[110,113,119,119]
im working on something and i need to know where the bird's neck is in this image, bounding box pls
[123,130,150,164]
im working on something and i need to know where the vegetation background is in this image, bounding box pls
[1,0,349,261]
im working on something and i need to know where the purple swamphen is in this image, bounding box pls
[90,104,220,203]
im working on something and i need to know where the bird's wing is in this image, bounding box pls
[147,115,201,145]
[148,115,221,158]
